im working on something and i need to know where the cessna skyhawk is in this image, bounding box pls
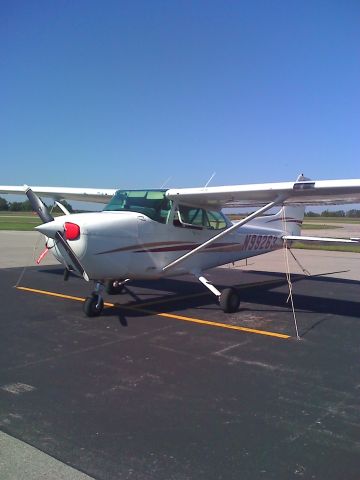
[1,175,360,317]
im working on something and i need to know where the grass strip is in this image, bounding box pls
[292,242,360,253]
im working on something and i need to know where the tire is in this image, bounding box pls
[219,288,240,313]
[83,294,104,317]
[106,280,124,295]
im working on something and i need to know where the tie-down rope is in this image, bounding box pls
[287,247,311,276]
[281,207,301,340]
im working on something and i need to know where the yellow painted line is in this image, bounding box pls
[159,314,290,338]
[16,285,290,339]
[124,304,290,339]
[16,286,115,307]
[16,286,86,303]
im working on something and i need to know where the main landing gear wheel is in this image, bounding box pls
[83,294,104,317]
[219,288,240,313]
[106,280,125,295]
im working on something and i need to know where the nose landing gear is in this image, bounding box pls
[83,282,104,317]
[83,279,130,317]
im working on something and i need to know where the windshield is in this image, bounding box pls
[104,190,171,224]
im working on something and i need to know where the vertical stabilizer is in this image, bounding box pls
[252,174,308,235]
[252,205,305,235]
[276,205,305,235]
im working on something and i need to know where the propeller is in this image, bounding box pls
[25,186,89,282]
[25,186,54,223]
[53,231,89,281]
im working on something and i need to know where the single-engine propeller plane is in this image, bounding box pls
[1,175,360,316]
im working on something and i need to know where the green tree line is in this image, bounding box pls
[0,196,73,213]
[305,209,360,218]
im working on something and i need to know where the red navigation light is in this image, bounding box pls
[64,222,80,240]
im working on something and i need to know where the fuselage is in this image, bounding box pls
[36,188,298,281]
[41,210,284,280]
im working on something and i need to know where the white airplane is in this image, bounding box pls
[1,175,360,317]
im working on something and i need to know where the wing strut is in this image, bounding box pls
[163,195,286,272]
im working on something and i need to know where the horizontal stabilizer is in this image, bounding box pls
[283,235,359,244]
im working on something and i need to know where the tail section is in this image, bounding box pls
[251,174,307,235]
[253,205,305,235]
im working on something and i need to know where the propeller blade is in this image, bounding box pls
[25,186,89,282]
[25,186,54,224]
[55,232,89,282]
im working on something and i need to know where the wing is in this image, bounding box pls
[166,179,360,208]
[0,185,116,204]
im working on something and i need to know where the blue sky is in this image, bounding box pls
[1,0,359,190]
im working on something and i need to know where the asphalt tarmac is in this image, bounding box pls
[1,252,360,479]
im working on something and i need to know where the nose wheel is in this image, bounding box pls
[83,281,105,317]
[83,294,104,317]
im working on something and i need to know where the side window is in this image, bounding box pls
[174,205,227,230]
[207,210,227,229]
[175,205,203,229]
[186,208,204,227]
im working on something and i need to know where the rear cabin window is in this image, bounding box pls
[104,190,171,224]
[176,205,227,230]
